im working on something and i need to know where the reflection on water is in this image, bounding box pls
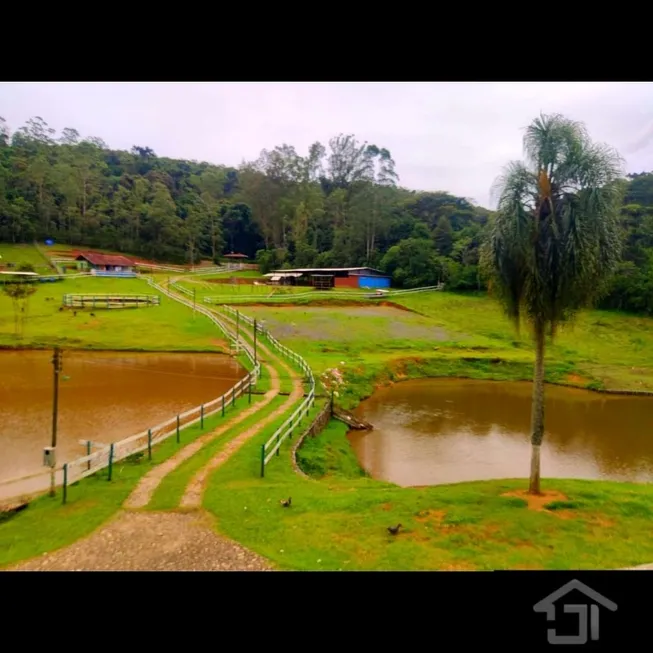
[0,350,244,482]
[349,379,653,486]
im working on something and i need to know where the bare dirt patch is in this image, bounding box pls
[440,562,478,571]
[211,338,228,349]
[253,306,457,342]
[501,489,568,511]
[415,509,446,525]
[566,373,590,386]
[380,502,393,511]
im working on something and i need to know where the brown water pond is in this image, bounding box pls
[0,350,245,485]
[349,378,653,486]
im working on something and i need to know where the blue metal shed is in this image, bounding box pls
[357,275,390,289]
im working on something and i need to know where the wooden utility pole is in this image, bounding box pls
[50,347,62,497]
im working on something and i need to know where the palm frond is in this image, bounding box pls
[486,112,625,341]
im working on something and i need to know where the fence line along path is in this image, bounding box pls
[217,305,317,477]
[0,280,260,504]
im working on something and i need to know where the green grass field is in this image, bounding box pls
[0,243,53,274]
[0,276,230,351]
[240,292,653,394]
[199,401,653,570]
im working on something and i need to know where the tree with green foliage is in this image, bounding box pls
[2,281,38,338]
[481,113,625,494]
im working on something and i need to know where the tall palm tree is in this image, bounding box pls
[481,113,625,494]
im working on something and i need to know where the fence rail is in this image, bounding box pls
[218,305,317,477]
[0,279,260,504]
[62,293,160,308]
[202,284,444,303]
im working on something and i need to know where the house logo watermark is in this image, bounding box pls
[533,579,617,645]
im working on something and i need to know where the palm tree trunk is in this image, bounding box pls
[529,320,546,494]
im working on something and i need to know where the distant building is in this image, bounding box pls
[223,252,249,261]
[266,267,391,290]
[75,252,136,277]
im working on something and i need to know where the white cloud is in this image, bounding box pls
[1,81,651,208]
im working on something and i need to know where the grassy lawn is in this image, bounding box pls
[200,411,653,571]
[0,243,53,274]
[148,395,285,510]
[241,292,653,393]
[0,395,256,568]
[0,276,230,352]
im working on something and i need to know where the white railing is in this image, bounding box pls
[0,280,260,503]
[202,284,444,303]
[218,305,316,477]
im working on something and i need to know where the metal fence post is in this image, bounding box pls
[200,404,204,428]
[108,443,114,481]
[147,429,152,460]
[176,415,180,443]
[87,441,91,470]
[222,395,225,417]
[276,432,281,456]
[260,444,265,477]
[232,387,236,407]
[289,418,293,440]
[62,464,68,504]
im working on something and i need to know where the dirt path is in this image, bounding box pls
[12,511,272,571]
[180,350,304,509]
[124,356,280,509]
[10,313,305,572]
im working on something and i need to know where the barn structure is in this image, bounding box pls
[74,252,137,277]
[266,267,391,290]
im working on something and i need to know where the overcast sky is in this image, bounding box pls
[1,82,651,208]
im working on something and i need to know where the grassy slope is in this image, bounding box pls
[194,294,653,570]
[201,405,653,570]
[241,291,653,394]
[0,276,226,351]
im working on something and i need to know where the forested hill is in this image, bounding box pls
[0,115,652,313]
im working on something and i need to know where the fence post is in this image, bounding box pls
[222,395,225,417]
[276,431,281,456]
[248,378,252,404]
[289,418,293,440]
[232,387,236,407]
[200,404,204,428]
[147,429,152,460]
[254,319,257,363]
[86,440,91,470]
[108,443,114,481]
[62,464,68,504]
[260,444,265,477]
[176,415,180,443]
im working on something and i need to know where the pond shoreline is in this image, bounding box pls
[0,344,235,355]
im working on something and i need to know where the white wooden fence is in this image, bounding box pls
[0,280,260,503]
[218,305,317,477]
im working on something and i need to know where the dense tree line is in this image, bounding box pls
[0,115,651,313]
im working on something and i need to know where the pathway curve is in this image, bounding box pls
[125,355,279,509]
[179,317,305,509]
[9,302,302,571]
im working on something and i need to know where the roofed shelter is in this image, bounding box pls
[268,267,391,290]
[75,252,137,277]
[223,252,248,260]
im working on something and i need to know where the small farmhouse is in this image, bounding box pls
[265,267,391,290]
[75,252,137,277]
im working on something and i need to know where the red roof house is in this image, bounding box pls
[75,252,136,275]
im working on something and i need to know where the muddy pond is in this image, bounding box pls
[349,378,653,486]
[0,350,245,487]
